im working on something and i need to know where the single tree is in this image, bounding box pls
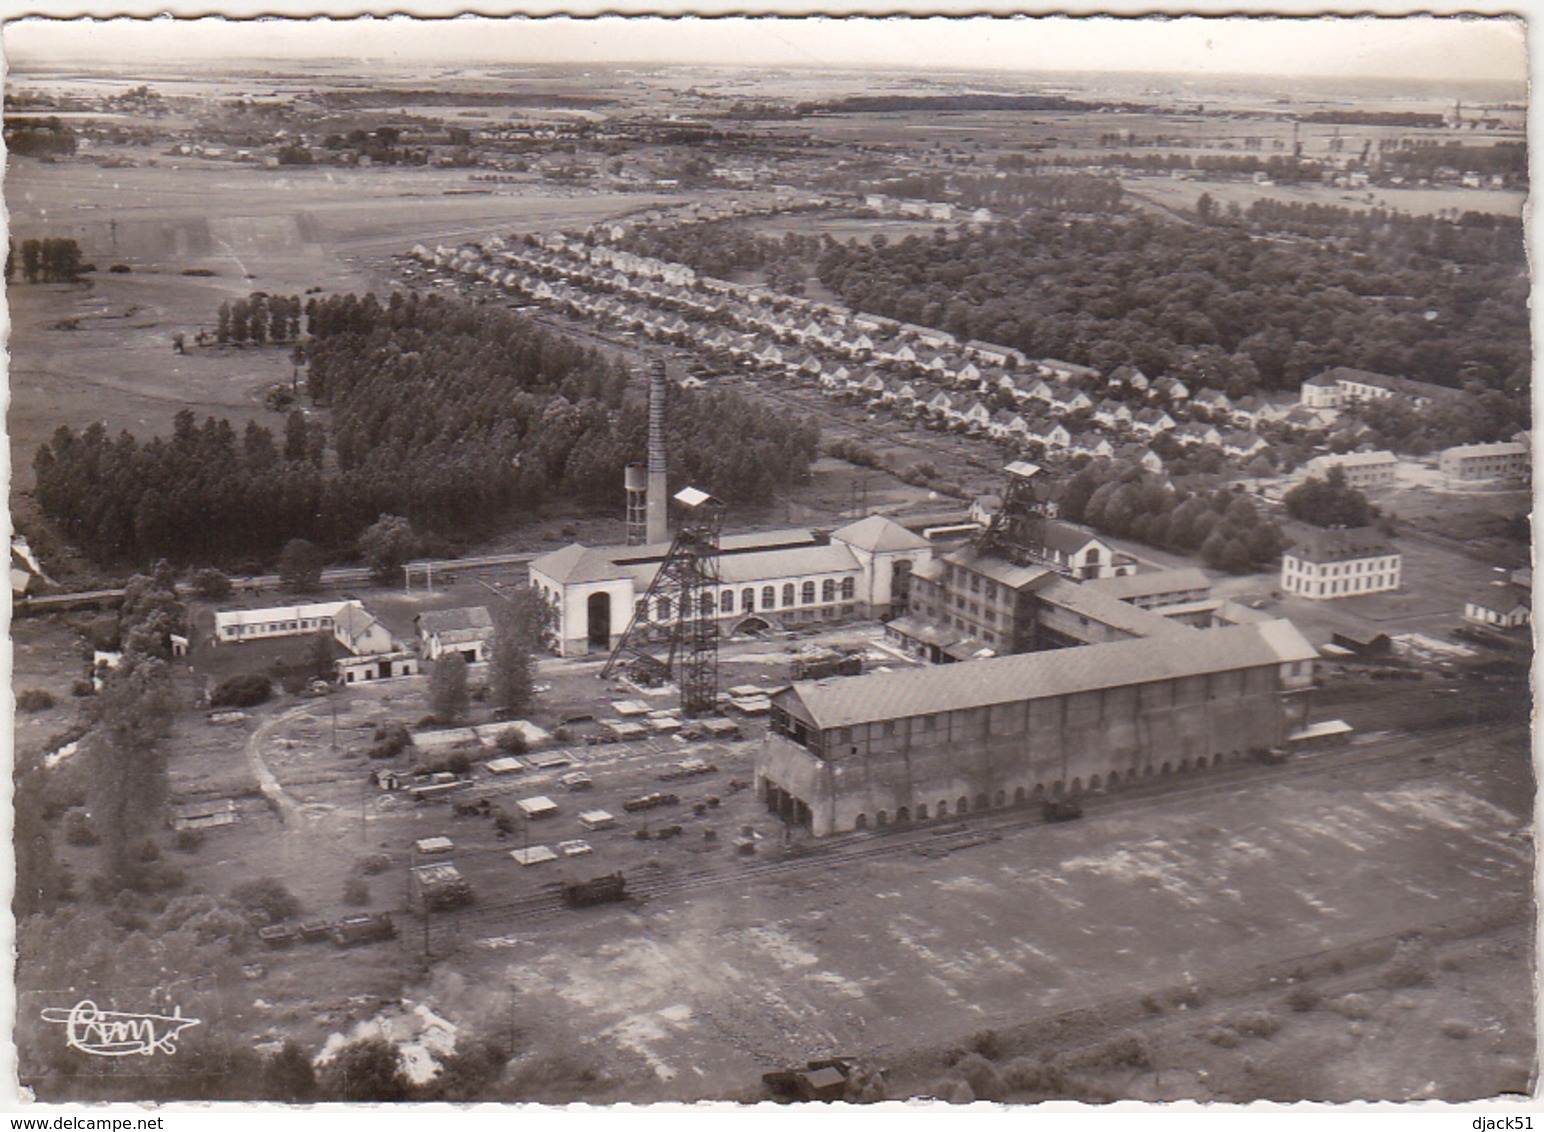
[489,588,552,716]
[358,514,417,586]
[304,630,335,682]
[190,567,233,599]
[278,538,324,593]
[261,1040,319,1103]
[428,652,470,724]
[321,1038,410,1102]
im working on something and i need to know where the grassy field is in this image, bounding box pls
[1124,174,1526,220]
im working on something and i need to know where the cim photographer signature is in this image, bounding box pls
[40,1000,201,1058]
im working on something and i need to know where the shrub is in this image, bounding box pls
[1080,1033,1151,1071]
[133,839,161,863]
[109,264,133,273]
[953,1052,1006,1101]
[181,268,218,277]
[173,828,205,853]
[496,727,528,755]
[189,566,233,599]
[211,673,273,708]
[343,877,369,906]
[17,689,57,713]
[1233,1010,1282,1038]
[1332,993,1372,1021]
[968,1027,1006,1061]
[444,751,473,777]
[1382,938,1434,989]
[1001,1056,1063,1095]
[70,679,96,698]
[231,877,301,924]
[1285,984,1320,1013]
[415,714,440,729]
[64,810,99,846]
[1440,1019,1473,1040]
[356,853,392,876]
[1204,1026,1241,1048]
[369,723,411,760]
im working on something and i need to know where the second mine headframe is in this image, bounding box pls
[977,460,1062,567]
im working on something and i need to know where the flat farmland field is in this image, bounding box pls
[5,151,678,489]
[1123,173,1526,220]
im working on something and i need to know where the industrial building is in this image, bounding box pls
[530,516,932,657]
[757,620,1318,836]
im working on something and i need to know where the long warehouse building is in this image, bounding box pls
[756,619,1318,836]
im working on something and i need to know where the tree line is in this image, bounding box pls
[1058,460,1285,573]
[217,292,304,345]
[32,290,820,568]
[7,237,86,283]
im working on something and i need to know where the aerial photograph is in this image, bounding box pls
[4,11,1534,1108]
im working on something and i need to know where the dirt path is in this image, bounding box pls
[245,702,313,828]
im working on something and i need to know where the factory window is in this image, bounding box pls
[841,577,856,601]
[876,810,889,828]
[917,803,928,820]
[802,581,816,604]
[822,579,836,603]
[937,799,948,816]
[656,596,673,620]
[957,796,970,813]
[854,814,868,831]
[970,574,981,594]
[742,588,755,612]
[700,592,715,615]
[984,580,997,601]
[1014,787,1026,806]
[896,807,910,824]
[783,583,796,606]
[762,586,776,609]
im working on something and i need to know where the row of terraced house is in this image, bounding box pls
[420,238,1374,475]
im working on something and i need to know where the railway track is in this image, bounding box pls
[420,717,1527,946]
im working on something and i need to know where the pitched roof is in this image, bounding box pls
[830,514,932,555]
[941,543,1057,591]
[1467,581,1531,614]
[1286,526,1396,563]
[1086,567,1212,602]
[416,606,494,635]
[779,620,1317,730]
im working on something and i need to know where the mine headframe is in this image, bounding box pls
[975,460,1070,573]
[600,486,726,717]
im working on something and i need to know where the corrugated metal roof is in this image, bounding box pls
[778,620,1318,730]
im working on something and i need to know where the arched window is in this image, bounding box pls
[876,810,889,828]
[801,581,816,604]
[841,576,856,601]
[700,592,715,615]
[656,595,673,621]
[957,796,969,813]
[937,799,948,817]
[917,803,929,820]
[822,579,836,603]
[762,585,776,609]
[896,806,910,824]
[783,583,796,607]
[741,588,755,613]
[854,813,868,830]
[1013,786,1026,805]
[721,590,734,613]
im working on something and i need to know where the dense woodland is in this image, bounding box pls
[32,292,819,567]
[814,214,1529,422]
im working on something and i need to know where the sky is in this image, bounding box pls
[1,11,1530,86]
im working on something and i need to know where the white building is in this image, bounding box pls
[214,601,351,644]
[529,517,933,657]
[1463,582,1530,629]
[1280,528,1402,600]
[1439,441,1530,482]
[416,606,496,663]
[1304,450,1399,490]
